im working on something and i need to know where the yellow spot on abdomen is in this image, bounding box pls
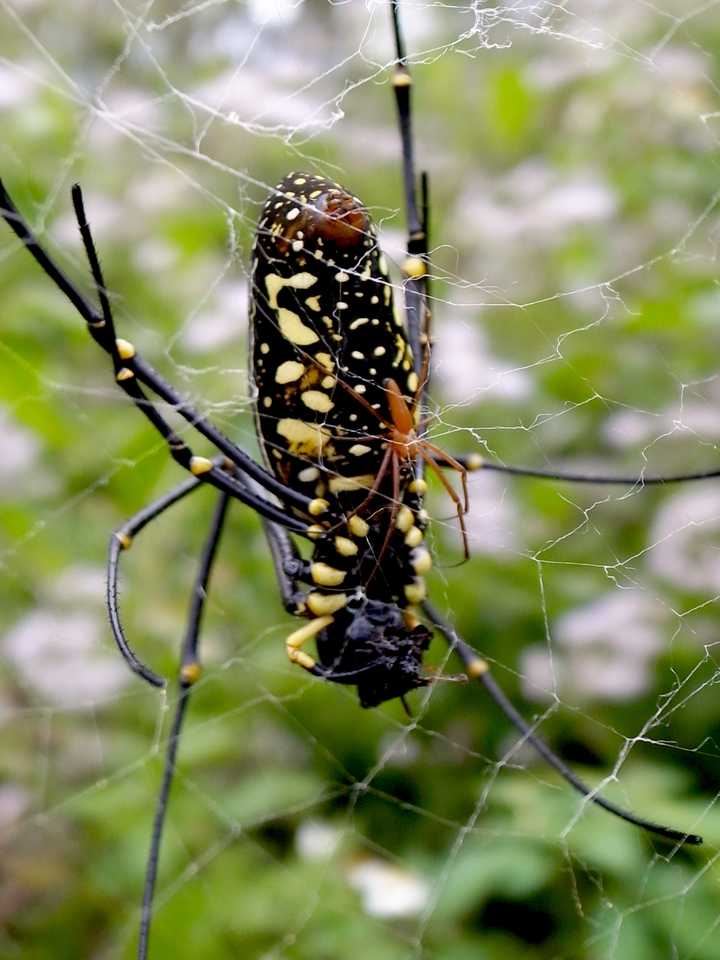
[277,419,329,457]
[265,272,317,309]
[315,352,334,371]
[404,580,427,604]
[275,360,306,383]
[348,444,372,457]
[278,308,319,346]
[298,466,320,482]
[301,390,334,413]
[411,547,432,575]
[328,474,375,493]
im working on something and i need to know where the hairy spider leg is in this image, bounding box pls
[138,491,231,960]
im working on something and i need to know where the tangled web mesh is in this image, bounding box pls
[2,1,720,957]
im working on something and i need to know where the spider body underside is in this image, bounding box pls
[251,171,435,707]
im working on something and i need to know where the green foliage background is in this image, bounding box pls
[2,2,720,958]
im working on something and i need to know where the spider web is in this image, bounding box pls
[2,1,720,957]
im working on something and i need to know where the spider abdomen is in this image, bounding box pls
[250,172,418,503]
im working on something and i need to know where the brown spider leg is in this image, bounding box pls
[419,449,469,560]
[365,448,404,588]
[423,442,469,513]
[385,377,415,435]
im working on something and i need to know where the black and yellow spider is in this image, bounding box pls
[0,2,713,957]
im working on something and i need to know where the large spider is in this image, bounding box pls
[0,2,713,957]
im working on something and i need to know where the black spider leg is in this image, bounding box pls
[389,2,430,374]
[423,601,703,846]
[137,490,231,960]
[436,454,720,488]
[389,0,434,514]
[390,2,427,323]
[387,5,720,492]
[108,471,215,686]
[0,180,325,530]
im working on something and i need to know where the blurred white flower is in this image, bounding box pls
[296,819,341,861]
[131,237,179,275]
[248,0,301,27]
[648,487,720,593]
[181,278,249,351]
[55,193,124,247]
[347,858,429,918]
[0,64,34,109]
[0,407,41,491]
[433,318,532,405]
[378,730,421,767]
[521,590,665,702]
[604,401,720,449]
[49,565,107,605]
[2,608,129,707]
[456,161,617,248]
[462,470,521,557]
[0,784,31,829]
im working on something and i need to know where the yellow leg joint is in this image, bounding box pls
[310,562,346,587]
[467,657,489,678]
[116,367,135,382]
[404,525,423,548]
[115,531,132,550]
[288,649,316,670]
[396,505,414,533]
[181,661,202,685]
[115,338,136,360]
[403,256,426,279]
[190,456,214,475]
[410,547,432,575]
[285,615,334,671]
[348,515,369,538]
[404,579,426,604]
[307,592,348,616]
[334,536,359,557]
